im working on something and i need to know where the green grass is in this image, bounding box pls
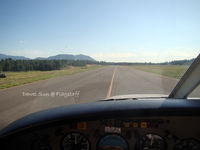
[131,65,189,79]
[0,65,102,89]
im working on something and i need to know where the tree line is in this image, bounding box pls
[0,57,194,72]
[0,59,95,72]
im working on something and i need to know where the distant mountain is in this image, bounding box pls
[0,54,30,60]
[34,57,47,60]
[75,54,96,61]
[47,54,75,60]
[0,53,95,61]
[39,54,96,61]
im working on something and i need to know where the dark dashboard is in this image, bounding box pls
[1,99,200,150]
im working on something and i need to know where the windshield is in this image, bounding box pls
[0,0,200,130]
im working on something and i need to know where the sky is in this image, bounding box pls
[0,0,200,62]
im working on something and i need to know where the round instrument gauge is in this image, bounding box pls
[174,138,200,150]
[61,132,90,150]
[139,133,166,150]
[97,134,129,150]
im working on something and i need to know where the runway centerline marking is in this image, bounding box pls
[106,68,116,98]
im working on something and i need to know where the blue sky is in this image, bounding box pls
[0,0,199,62]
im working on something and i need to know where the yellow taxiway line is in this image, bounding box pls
[106,69,116,98]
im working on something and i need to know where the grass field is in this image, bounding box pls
[131,65,189,79]
[0,65,102,89]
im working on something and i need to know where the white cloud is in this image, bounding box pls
[92,49,199,62]
[93,52,136,59]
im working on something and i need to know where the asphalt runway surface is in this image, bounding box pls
[0,66,199,130]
